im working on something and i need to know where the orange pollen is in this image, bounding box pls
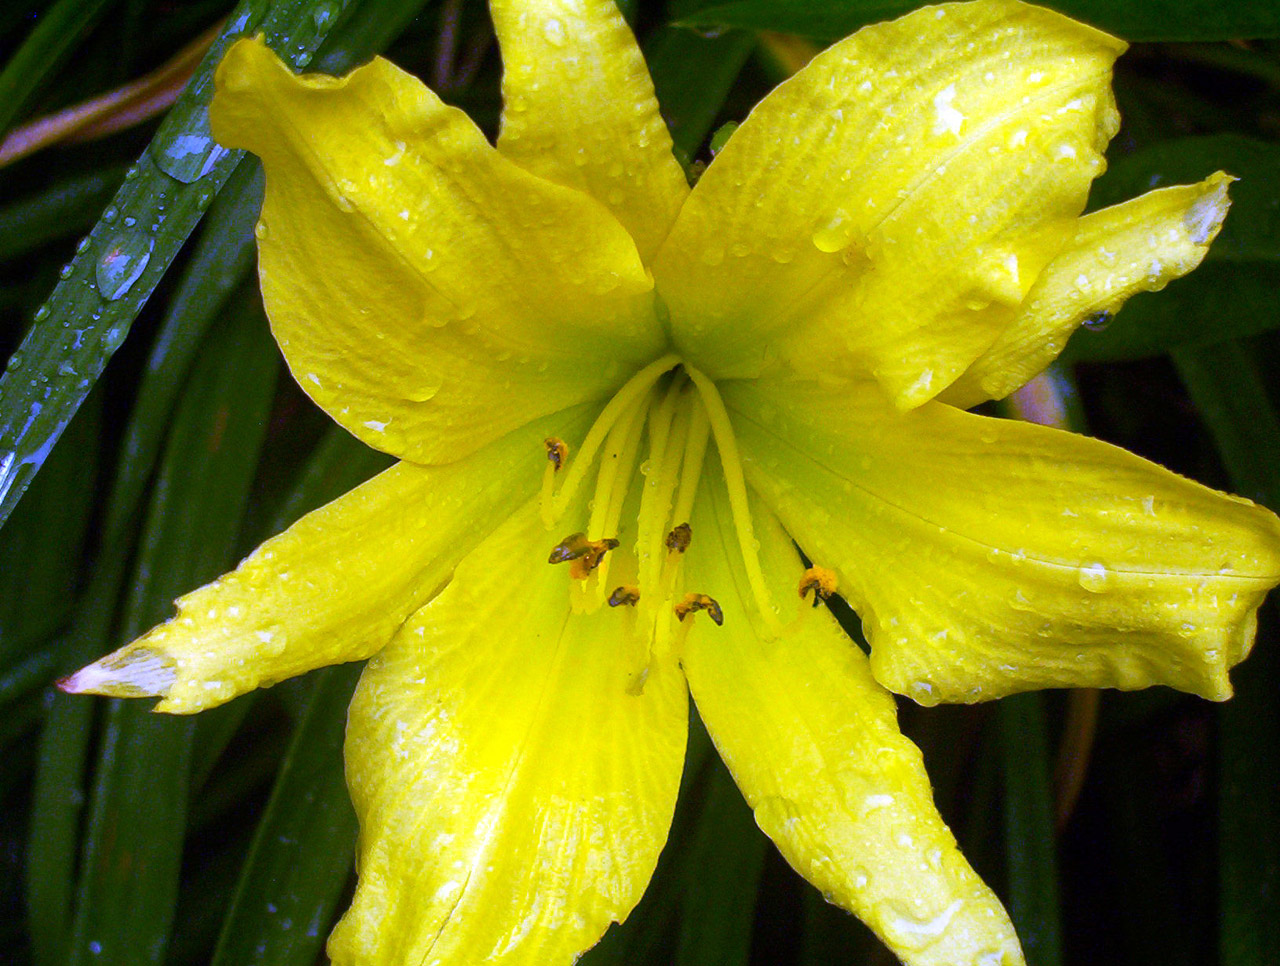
[798,566,838,607]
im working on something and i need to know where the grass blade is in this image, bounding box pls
[65,296,278,966]
[999,693,1063,966]
[210,664,361,966]
[1172,340,1280,966]
[0,0,115,139]
[0,0,361,531]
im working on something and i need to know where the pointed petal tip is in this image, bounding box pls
[1184,172,1233,246]
[58,648,177,699]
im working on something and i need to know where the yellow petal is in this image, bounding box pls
[210,38,665,465]
[329,499,687,965]
[723,378,1280,704]
[492,0,689,261]
[62,406,596,714]
[943,174,1233,408]
[654,0,1124,407]
[683,467,1024,966]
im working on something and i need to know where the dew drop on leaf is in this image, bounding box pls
[96,231,155,301]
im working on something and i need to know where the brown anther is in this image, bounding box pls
[548,532,592,564]
[570,539,619,579]
[798,566,838,608]
[608,585,641,608]
[674,593,724,626]
[665,522,692,554]
[549,532,619,578]
[544,437,569,472]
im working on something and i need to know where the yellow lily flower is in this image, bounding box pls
[63,1,1280,964]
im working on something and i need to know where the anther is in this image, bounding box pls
[675,592,724,626]
[544,437,569,472]
[798,566,838,608]
[548,532,592,564]
[548,532,620,579]
[608,585,641,608]
[665,522,692,554]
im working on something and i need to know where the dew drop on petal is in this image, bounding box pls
[542,17,567,46]
[1077,561,1110,593]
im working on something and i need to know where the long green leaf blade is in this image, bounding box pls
[0,0,360,532]
[210,664,361,966]
[1172,340,1280,966]
[999,693,1063,966]
[66,297,278,966]
[0,0,115,139]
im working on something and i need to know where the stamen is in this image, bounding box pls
[608,585,641,607]
[685,366,783,635]
[586,385,652,605]
[540,437,569,521]
[665,523,692,554]
[675,592,724,626]
[636,383,692,617]
[798,566,838,607]
[546,352,682,527]
[545,437,568,472]
[571,543,617,581]
[670,399,710,528]
[547,532,619,579]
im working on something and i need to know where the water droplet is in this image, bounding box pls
[542,17,567,45]
[33,304,49,322]
[96,230,154,301]
[102,206,118,223]
[1077,561,1110,593]
[294,50,313,67]
[152,108,231,184]
[1081,309,1112,331]
[7,351,24,371]
[74,236,90,254]
[312,0,339,29]
[812,210,851,253]
[254,221,269,240]
[101,326,127,351]
[881,899,965,952]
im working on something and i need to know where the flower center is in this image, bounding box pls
[540,355,788,689]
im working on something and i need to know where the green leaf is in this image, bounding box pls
[99,165,263,542]
[210,664,361,966]
[26,548,134,966]
[0,168,127,263]
[0,389,98,664]
[0,0,361,533]
[673,755,768,966]
[646,26,755,164]
[675,0,1280,42]
[999,694,1063,966]
[65,296,278,966]
[0,0,115,139]
[1172,340,1280,965]
[1066,135,1280,362]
